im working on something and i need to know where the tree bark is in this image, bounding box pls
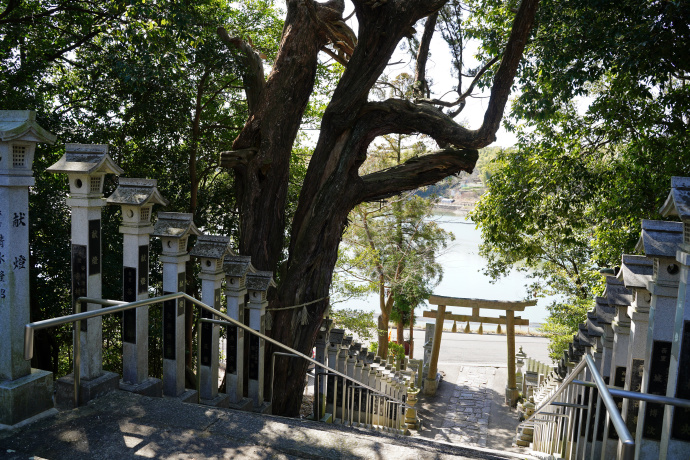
[221,0,540,416]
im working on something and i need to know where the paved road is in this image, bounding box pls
[411,330,552,366]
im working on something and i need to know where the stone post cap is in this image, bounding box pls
[0,110,56,143]
[223,254,254,276]
[618,254,653,288]
[245,270,275,292]
[603,275,632,307]
[635,219,683,257]
[190,234,234,260]
[47,144,123,175]
[152,212,200,239]
[594,296,616,324]
[660,176,690,220]
[106,178,169,207]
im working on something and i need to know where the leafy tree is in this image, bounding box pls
[470,0,689,360]
[327,307,377,345]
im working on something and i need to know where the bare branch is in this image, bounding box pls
[413,12,439,100]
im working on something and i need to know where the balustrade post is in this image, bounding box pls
[152,212,200,401]
[107,178,167,396]
[634,219,682,459]
[245,270,274,411]
[659,178,690,458]
[223,255,253,410]
[0,111,55,425]
[314,318,332,421]
[48,143,123,408]
[190,234,233,407]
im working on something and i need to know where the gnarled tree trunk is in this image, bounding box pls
[220,0,540,416]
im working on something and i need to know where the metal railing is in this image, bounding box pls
[24,293,410,427]
[201,317,410,430]
[517,354,690,459]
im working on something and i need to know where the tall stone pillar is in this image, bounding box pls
[190,234,232,407]
[617,254,653,458]
[659,177,690,459]
[152,212,200,401]
[633,219,682,460]
[48,143,123,408]
[223,255,253,410]
[0,110,55,426]
[245,270,275,411]
[107,178,167,396]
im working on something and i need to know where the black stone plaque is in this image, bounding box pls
[177,272,186,316]
[163,294,176,360]
[643,340,671,440]
[88,219,100,275]
[138,245,148,294]
[627,358,645,433]
[672,321,690,441]
[227,325,237,374]
[248,334,259,380]
[123,267,137,344]
[72,245,88,332]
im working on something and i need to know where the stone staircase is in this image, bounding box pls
[0,390,536,460]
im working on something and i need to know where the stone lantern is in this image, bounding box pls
[222,254,254,409]
[107,178,168,395]
[245,270,275,410]
[189,234,233,407]
[152,212,200,400]
[47,143,123,408]
[0,110,56,426]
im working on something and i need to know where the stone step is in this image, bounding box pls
[0,391,537,460]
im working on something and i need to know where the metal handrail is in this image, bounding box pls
[24,293,410,411]
[517,354,635,459]
[200,317,410,409]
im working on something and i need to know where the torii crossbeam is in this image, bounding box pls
[424,295,537,407]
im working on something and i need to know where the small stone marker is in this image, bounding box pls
[107,178,168,395]
[0,110,55,426]
[153,212,200,400]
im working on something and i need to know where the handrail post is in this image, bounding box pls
[73,301,81,408]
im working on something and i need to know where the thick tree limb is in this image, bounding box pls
[476,0,539,144]
[358,148,478,202]
[219,148,259,168]
[217,27,266,115]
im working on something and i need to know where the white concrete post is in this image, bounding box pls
[107,178,167,395]
[152,212,200,400]
[190,234,233,407]
[0,111,55,426]
[245,270,274,410]
[223,255,252,409]
[47,144,123,408]
[634,219,682,460]
[659,177,690,459]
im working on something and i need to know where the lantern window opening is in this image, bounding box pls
[12,145,27,168]
[90,176,101,193]
[140,207,151,222]
[653,259,659,279]
[178,238,187,252]
[684,222,690,245]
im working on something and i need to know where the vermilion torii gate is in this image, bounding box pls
[423,295,537,407]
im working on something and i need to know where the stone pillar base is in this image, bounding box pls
[200,393,230,408]
[119,377,162,398]
[251,401,272,414]
[505,386,520,407]
[226,397,254,412]
[0,369,54,426]
[423,375,440,396]
[55,371,120,410]
[165,388,198,404]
